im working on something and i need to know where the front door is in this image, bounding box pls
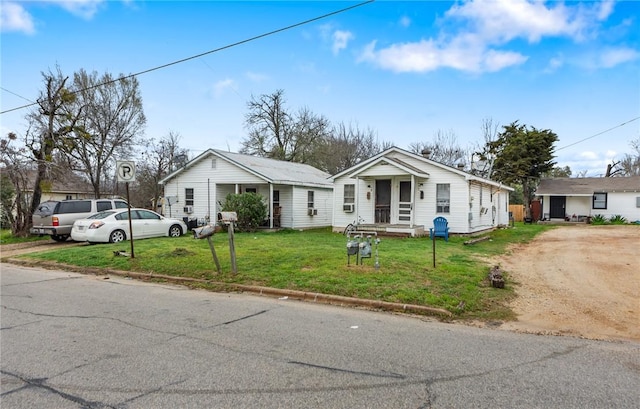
[398,181,411,224]
[375,179,391,223]
[549,196,566,219]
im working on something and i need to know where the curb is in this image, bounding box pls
[2,258,453,318]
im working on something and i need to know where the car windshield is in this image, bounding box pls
[87,211,117,219]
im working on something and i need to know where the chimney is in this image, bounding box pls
[421,148,431,158]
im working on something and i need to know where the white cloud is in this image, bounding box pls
[445,0,587,43]
[0,2,35,34]
[596,0,615,21]
[597,47,640,68]
[399,16,411,28]
[483,49,528,72]
[579,151,598,160]
[245,71,268,83]
[213,78,236,97]
[332,30,354,55]
[359,35,527,74]
[47,0,104,20]
[545,55,564,73]
[359,0,618,74]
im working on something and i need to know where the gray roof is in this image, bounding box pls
[160,149,333,188]
[536,176,640,196]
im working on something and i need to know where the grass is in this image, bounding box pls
[0,229,50,245]
[5,223,555,321]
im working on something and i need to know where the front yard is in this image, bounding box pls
[6,224,556,320]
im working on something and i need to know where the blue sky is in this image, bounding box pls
[1,0,638,177]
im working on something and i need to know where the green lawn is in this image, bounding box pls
[0,229,50,245]
[5,223,554,320]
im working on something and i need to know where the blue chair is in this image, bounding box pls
[429,217,449,241]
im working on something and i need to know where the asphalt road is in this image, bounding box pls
[1,264,639,408]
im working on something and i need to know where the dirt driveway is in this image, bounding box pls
[493,225,639,342]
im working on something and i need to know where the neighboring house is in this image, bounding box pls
[158,149,334,229]
[22,170,94,203]
[331,147,513,236]
[535,176,640,222]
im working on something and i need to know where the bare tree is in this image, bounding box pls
[0,133,33,235]
[64,69,146,198]
[408,129,468,167]
[26,69,84,209]
[318,121,382,175]
[609,137,640,176]
[241,89,291,159]
[240,90,331,164]
[469,117,500,177]
[131,131,189,210]
[288,106,332,166]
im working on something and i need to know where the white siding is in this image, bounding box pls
[606,192,640,221]
[290,186,333,229]
[333,150,512,234]
[540,192,640,222]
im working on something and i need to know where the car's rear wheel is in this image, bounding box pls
[51,235,69,242]
[109,230,126,243]
[169,224,182,237]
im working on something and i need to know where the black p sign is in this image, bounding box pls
[116,161,136,182]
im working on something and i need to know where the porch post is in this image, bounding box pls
[269,183,274,229]
[410,174,415,227]
[355,176,360,223]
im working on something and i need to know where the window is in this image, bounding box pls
[185,188,194,206]
[58,200,91,214]
[65,195,72,200]
[245,187,257,194]
[436,184,450,213]
[273,190,280,207]
[479,186,483,206]
[96,201,112,212]
[344,184,355,204]
[307,191,314,208]
[136,210,161,220]
[593,192,607,209]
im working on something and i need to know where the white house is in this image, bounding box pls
[158,149,334,229]
[331,147,513,236]
[535,176,640,222]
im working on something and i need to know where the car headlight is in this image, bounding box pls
[89,221,105,229]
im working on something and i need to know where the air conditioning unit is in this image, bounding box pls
[307,208,317,216]
[183,205,193,214]
[343,203,354,213]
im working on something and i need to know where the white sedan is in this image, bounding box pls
[71,208,187,243]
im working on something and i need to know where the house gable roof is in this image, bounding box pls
[349,156,430,178]
[159,149,333,188]
[536,176,640,196]
[332,146,513,190]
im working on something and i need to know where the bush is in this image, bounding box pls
[590,214,607,225]
[219,193,267,232]
[609,215,627,225]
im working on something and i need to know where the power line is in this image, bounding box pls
[0,87,35,104]
[0,0,374,115]
[556,116,640,151]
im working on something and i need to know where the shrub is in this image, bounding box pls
[218,193,267,232]
[590,214,607,225]
[609,215,627,225]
